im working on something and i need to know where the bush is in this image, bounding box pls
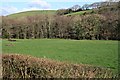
[2,54,117,78]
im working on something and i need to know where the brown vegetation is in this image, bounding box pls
[2,54,116,79]
[1,1,119,40]
[5,43,14,46]
[2,12,119,40]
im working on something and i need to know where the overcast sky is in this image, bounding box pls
[0,0,107,16]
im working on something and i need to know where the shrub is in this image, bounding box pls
[2,54,117,79]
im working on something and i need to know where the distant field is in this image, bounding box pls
[2,39,118,73]
[7,10,94,18]
[7,10,56,18]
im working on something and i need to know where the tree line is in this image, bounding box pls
[56,1,119,15]
[1,2,119,40]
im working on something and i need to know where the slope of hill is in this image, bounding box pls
[7,9,95,18]
[7,10,56,18]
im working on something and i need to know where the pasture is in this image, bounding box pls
[7,10,93,18]
[2,39,118,73]
[7,10,56,18]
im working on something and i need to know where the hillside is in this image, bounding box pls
[6,2,119,18]
[2,1,119,78]
[7,9,95,18]
[7,10,56,18]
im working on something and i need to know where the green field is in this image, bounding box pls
[2,39,118,73]
[7,10,56,18]
[7,10,93,18]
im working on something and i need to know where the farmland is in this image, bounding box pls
[7,10,93,18]
[2,39,118,73]
[1,1,119,78]
[7,10,56,18]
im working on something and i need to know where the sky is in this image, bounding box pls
[0,0,108,16]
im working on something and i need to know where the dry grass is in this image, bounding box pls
[5,43,14,46]
[2,54,116,79]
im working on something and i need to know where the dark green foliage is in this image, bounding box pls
[56,5,82,15]
[56,9,73,15]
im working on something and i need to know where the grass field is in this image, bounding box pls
[2,39,118,73]
[7,10,56,18]
[7,10,93,18]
